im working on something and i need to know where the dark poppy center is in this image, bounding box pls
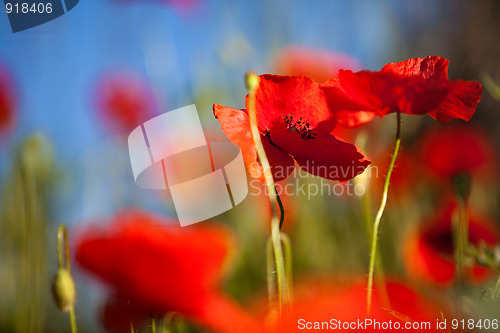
[283,114,317,140]
[425,230,454,256]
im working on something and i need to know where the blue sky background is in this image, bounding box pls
[0,0,459,225]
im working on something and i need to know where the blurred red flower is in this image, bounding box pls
[273,45,362,83]
[419,125,496,180]
[322,56,482,127]
[100,296,149,333]
[76,210,261,333]
[214,75,370,182]
[370,148,417,202]
[95,72,156,133]
[272,278,448,332]
[0,66,16,134]
[403,202,499,286]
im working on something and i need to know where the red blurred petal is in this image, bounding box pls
[95,72,156,133]
[276,279,448,333]
[197,295,263,333]
[419,125,495,178]
[334,110,376,128]
[404,202,500,286]
[0,66,16,133]
[76,211,232,317]
[101,296,149,333]
[273,45,362,83]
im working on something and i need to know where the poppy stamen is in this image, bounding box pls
[283,114,317,140]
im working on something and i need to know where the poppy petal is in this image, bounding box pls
[381,56,450,80]
[197,295,263,333]
[427,80,482,122]
[248,74,336,136]
[269,122,370,181]
[213,104,295,181]
[336,56,482,122]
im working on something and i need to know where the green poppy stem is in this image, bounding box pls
[275,186,285,230]
[493,275,500,299]
[454,195,469,289]
[280,232,293,300]
[246,71,291,319]
[151,318,157,333]
[367,112,401,314]
[57,225,71,271]
[69,308,77,333]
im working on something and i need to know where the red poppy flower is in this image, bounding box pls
[419,125,496,180]
[273,45,362,84]
[403,202,499,286]
[0,66,16,134]
[95,72,156,133]
[322,56,482,127]
[76,210,261,333]
[272,278,448,332]
[214,75,370,182]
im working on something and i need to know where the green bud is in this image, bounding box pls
[51,268,76,312]
[245,70,260,93]
[452,172,471,202]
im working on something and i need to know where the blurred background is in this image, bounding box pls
[1,0,500,332]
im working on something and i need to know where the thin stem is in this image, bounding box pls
[266,239,276,305]
[57,225,70,270]
[152,318,157,333]
[275,186,285,230]
[69,308,78,333]
[367,112,401,314]
[246,72,290,318]
[454,197,468,288]
[493,275,500,299]
[280,233,293,301]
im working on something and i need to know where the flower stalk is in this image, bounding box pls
[452,174,470,292]
[54,225,78,333]
[367,112,401,314]
[245,71,291,319]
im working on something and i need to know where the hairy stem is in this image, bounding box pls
[367,112,401,314]
[246,72,290,318]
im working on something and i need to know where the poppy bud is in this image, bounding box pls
[245,71,260,92]
[51,268,76,312]
[452,172,471,201]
